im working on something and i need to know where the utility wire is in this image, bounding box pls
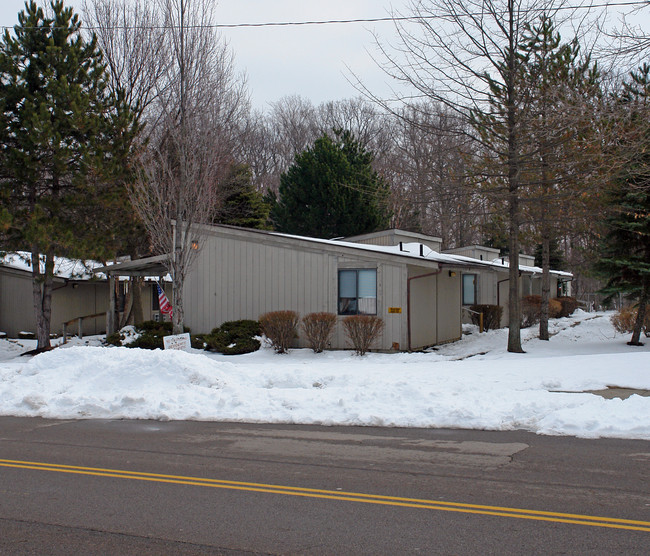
[1,0,648,31]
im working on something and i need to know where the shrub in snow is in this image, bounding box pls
[105,325,140,346]
[556,296,579,318]
[468,304,503,331]
[611,307,650,336]
[203,320,261,355]
[259,311,299,353]
[343,315,384,355]
[521,295,562,328]
[105,321,195,350]
[302,312,337,353]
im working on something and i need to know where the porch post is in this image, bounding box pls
[107,275,116,335]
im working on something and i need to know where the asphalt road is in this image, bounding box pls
[0,417,648,555]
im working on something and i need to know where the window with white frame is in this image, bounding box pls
[338,269,377,315]
[462,273,477,305]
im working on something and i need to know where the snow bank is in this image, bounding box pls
[0,311,648,439]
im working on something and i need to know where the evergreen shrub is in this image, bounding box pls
[105,332,122,346]
[302,312,337,353]
[203,320,261,355]
[220,320,261,339]
[259,311,300,353]
[107,321,191,350]
[468,305,503,331]
[342,315,384,355]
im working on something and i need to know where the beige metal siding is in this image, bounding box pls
[349,230,443,252]
[0,268,35,337]
[408,268,437,349]
[184,231,414,351]
[52,282,108,336]
[0,268,110,337]
[437,270,462,343]
[185,233,335,340]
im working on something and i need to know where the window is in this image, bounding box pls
[338,269,377,315]
[462,273,477,305]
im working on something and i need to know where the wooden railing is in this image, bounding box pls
[62,312,105,343]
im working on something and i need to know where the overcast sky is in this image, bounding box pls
[2,0,405,110]
[2,1,647,111]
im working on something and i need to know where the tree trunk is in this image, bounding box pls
[172,268,185,335]
[132,277,144,325]
[119,279,134,328]
[540,233,551,341]
[31,248,54,350]
[505,1,523,354]
[629,277,649,346]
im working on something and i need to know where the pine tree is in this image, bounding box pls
[216,163,271,229]
[0,1,135,349]
[518,14,600,340]
[270,130,391,238]
[595,65,650,346]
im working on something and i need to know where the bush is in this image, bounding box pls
[520,296,540,328]
[219,319,261,339]
[521,295,562,327]
[138,320,173,333]
[202,319,261,355]
[556,296,578,318]
[191,334,207,349]
[468,305,503,331]
[129,333,165,350]
[611,307,650,336]
[302,312,337,353]
[105,331,123,346]
[106,321,191,350]
[343,315,384,355]
[259,311,299,353]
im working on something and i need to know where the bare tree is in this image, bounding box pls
[84,0,173,328]
[127,0,248,334]
[364,0,593,352]
[385,103,480,246]
[597,3,650,71]
[83,0,169,127]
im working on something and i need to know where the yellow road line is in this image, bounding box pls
[1,458,649,532]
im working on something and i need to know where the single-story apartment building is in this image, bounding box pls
[343,231,573,328]
[0,252,170,338]
[101,224,485,351]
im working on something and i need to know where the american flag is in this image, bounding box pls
[156,283,173,317]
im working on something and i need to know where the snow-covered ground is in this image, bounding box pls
[0,310,648,439]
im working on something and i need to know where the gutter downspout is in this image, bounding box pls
[407,268,443,351]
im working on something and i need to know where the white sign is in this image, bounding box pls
[163,332,191,351]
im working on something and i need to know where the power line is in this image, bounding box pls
[1,1,648,32]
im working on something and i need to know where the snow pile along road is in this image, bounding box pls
[0,310,648,439]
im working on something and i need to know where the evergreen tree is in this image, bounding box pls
[534,239,564,269]
[270,130,391,238]
[216,163,271,229]
[518,14,600,340]
[595,65,650,346]
[0,1,135,350]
